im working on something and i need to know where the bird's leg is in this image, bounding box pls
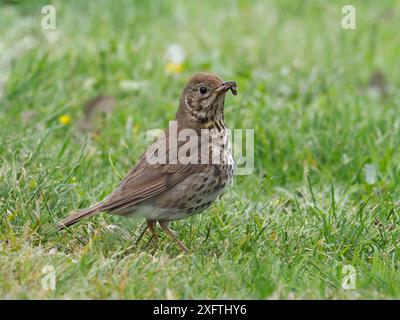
[159,221,189,253]
[147,219,159,245]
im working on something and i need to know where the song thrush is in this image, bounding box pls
[57,73,237,252]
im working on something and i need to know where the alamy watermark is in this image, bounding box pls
[341,264,356,290]
[41,265,56,290]
[41,5,56,30]
[145,121,254,176]
[341,5,356,30]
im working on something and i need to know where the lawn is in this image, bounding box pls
[1,0,400,299]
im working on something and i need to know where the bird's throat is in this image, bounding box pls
[201,118,227,132]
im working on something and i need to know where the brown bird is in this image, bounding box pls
[57,73,237,252]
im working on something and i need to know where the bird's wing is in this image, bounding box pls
[100,122,205,213]
[101,163,204,213]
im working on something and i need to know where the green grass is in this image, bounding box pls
[1,0,400,299]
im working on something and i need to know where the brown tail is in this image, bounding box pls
[56,202,104,230]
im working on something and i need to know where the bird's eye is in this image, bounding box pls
[199,87,207,95]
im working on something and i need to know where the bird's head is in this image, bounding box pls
[176,73,237,124]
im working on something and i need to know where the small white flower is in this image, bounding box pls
[165,44,185,64]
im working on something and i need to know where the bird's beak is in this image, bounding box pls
[215,81,237,95]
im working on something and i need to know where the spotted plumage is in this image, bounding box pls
[57,72,237,252]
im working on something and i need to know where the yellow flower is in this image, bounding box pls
[165,62,184,74]
[132,124,140,135]
[91,131,101,141]
[58,114,72,125]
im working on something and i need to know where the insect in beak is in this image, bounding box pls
[215,81,237,95]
